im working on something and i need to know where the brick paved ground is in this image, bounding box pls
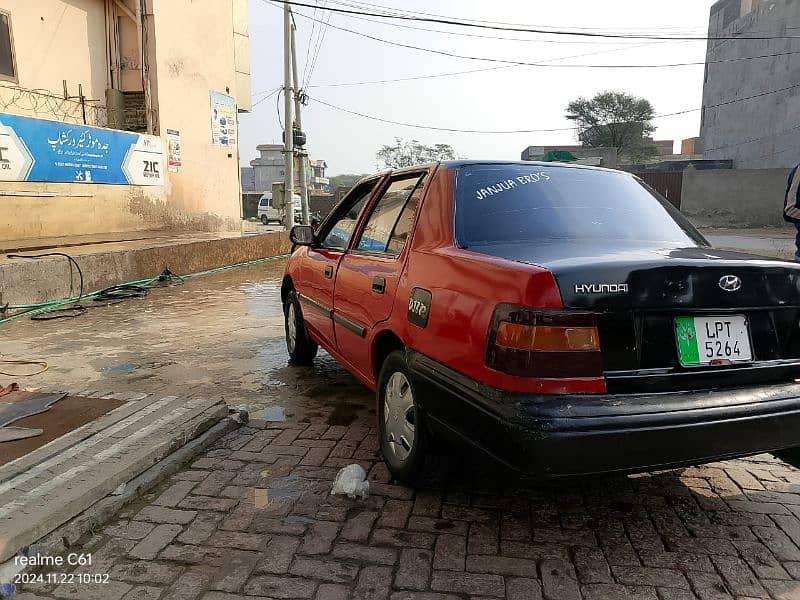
[10,259,800,600]
[16,408,800,600]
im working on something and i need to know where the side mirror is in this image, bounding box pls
[290,225,315,246]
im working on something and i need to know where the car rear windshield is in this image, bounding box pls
[454,164,705,247]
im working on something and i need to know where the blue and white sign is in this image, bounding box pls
[0,112,165,186]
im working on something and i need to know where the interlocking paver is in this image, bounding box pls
[128,523,183,559]
[540,558,580,600]
[21,387,800,600]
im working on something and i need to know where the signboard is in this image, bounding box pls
[210,91,237,147]
[166,128,181,168]
[0,112,164,185]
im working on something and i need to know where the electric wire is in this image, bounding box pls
[301,0,320,86]
[308,38,681,87]
[275,0,800,41]
[6,253,86,321]
[305,80,800,134]
[252,86,282,108]
[0,359,49,377]
[323,0,713,34]
[319,0,709,44]
[303,1,331,89]
[276,3,800,70]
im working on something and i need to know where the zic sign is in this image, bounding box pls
[0,112,164,186]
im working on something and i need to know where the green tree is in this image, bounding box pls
[376,138,456,169]
[566,92,658,163]
[329,174,368,190]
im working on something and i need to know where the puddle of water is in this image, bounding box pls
[264,405,286,422]
[326,402,363,427]
[284,514,313,524]
[269,474,305,500]
[103,363,136,373]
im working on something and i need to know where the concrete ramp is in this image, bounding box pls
[0,393,228,562]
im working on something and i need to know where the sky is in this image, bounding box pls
[239,0,719,176]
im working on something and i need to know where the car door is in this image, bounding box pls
[296,178,379,349]
[333,172,428,372]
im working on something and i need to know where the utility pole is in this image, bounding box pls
[282,1,294,230]
[290,21,310,226]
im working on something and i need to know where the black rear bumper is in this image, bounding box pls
[407,351,800,477]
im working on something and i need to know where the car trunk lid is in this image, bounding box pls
[469,240,800,392]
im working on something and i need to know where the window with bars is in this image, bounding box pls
[0,11,16,82]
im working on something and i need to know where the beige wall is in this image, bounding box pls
[0,0,108,125]
[1,182,167,240]
[150,0,243,226]
[0,0,250,241]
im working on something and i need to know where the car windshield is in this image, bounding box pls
[454,164,706,247]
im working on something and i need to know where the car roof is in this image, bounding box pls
[438,159,628,175]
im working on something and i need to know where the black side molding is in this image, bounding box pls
[333,313,366,337]
[298,294,332,318]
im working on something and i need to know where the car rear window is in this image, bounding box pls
[454,164,705,247]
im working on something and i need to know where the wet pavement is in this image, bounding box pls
[699,228,796,261]
[1,259,368,421]
[8,259,800,599]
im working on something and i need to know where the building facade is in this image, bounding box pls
[309,159,329,192]
[700,0,800,168]
[0,0,251,241]
[248,143,328,194]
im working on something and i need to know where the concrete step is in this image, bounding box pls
[0,393,229,562]
[0,230,290,306]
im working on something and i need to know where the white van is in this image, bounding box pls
[257,192,302,225]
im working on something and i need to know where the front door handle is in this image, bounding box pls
[372,276,386,294]
[324,265,333,279]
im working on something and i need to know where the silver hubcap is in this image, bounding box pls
[287,302,297,352]
[383,372,415,462]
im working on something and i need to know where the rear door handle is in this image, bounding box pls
[324,265,333,279]
[372,276,385,294]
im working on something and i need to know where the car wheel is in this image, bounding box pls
[284,291,318,364]
[774,447,800,468]
[261,215,269,225]
[378,350,427,483]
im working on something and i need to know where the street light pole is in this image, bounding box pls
[282,1,294,230]
[290,21,310,226]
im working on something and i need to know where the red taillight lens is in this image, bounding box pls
[496,322,600,352]
[487,305,603,378]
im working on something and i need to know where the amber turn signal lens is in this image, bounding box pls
[496,322,600,351]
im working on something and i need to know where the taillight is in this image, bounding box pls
[486,305,603,378]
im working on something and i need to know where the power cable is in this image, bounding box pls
[6,253,87,320]
[277,87,284,128]
[274,3,800,70]
[306,95,579,133]
[303,2,331,89]
[274,0,800,41]
[301,0,319,86]
[324,0,713,34]
[322,0,709,44]
[252,86,282,108]
[309,39,680,87]
[0,358,48,377]
[306,80,800,134]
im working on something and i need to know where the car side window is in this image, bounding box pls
[320,181,377,249]
[356,174,425,255]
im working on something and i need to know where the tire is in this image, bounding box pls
[775,447,800,468]
[378,350,428,483]
[284,291,318,364]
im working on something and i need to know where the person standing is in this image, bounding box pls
[783,163,800,261]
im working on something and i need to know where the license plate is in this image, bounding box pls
[674,315,752,366]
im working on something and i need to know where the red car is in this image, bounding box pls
[282,161,800,481]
